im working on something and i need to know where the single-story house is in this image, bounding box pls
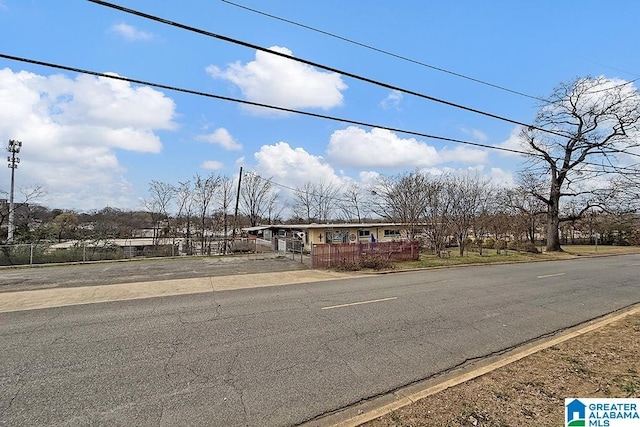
[244,223,415,252]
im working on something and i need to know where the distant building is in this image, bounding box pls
[244,223,416,252]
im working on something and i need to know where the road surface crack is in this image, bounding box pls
[0,367,27,417]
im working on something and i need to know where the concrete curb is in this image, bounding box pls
[303,303,640,427]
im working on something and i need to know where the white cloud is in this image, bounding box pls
[487,167,515,187]
[358,170,381,184]
[326,126,488,168]
[43,73,176,133]
[109,23,154,41]
[0,68,177,209]
[206,46,347,113]
[197,127,242,151]
[461,127,488,142]
[202,160,224,170]
[439,145,489,164]
[380,90,403,110]
[253,142,342,187]
[245,142,514,215]
[496,127,526,157]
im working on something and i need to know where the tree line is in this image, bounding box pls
[2,75,640,253]
[1,169,638,255]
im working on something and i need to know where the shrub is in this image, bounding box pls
[359,254,394,270]
[334,260,361,271]
[334,254,395,271]
[482,238,495,249]
[523,242,540,253]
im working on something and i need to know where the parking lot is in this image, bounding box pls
[0,254,309,293]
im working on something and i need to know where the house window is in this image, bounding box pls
[384,229,401,237]
[358,230,370,237]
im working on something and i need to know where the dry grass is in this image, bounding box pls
[394,245,640,271]
[560,244,640,256]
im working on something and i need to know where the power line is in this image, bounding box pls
[220,0,548,103]
[0,52,527,157]
[85,0,640,165]
[245,161,640,215]
[583,77,640,95]
[243,171,356,205]
[243,171,372,221]
[3,52,639,174]
[87,0,570,140]
[222,1,640,103]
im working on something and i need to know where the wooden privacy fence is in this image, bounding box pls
[311,241,419,268]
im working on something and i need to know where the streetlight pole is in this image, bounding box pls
[7,139,21,243]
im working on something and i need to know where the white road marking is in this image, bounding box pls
[537,273,566,279]
[321,297,398,310]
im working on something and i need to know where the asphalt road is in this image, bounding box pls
[0,255,308,292]
[1,255,639,426]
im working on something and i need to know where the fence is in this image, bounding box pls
[275,237,306,264]
[0,237,276,266]
[311,241,419,268]
[0,243,178,266]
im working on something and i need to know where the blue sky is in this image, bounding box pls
[1,0,639,211]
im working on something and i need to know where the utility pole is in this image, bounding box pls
[231,166,243,247]
[7,140,22,243]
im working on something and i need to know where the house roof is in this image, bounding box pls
[243,225,272,232]
[49,238,178,249]
[246,223,412,230]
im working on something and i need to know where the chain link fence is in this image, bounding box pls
[0,237,277,266]
[0,242,177,266]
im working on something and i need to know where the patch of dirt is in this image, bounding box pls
[364,311,640,427]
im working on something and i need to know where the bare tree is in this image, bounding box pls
[314,181,339,223]
[471,182,502,255]
[290,181,339,223]
[143,180,176,245]
[503,181,547,244]
[520,76,640,251]
[18,204,57,243]
[372,171,430,240]
[0,185,46,242]
[292,182,315,223]
[419,175,453,255]
[215,175,235,254]
[446,173,492,256]
[193,173,221,255]
[240,173,273,227]
[84,207,149,241]
[265,192,283,225]
[175,180,195,254]
[337,183,369,223]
